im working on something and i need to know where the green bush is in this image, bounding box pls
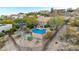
[23,27,30,32]
[5,27,17,34]
[48,16,64,30]
[0,37,7,49]
[27,36,32,41]
[0,33,5,37]
[44,24,50,28]
[27,24,36,29]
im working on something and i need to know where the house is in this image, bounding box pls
[17,13,26,19]
[52,9,65,16]
[10,14,18,20]
[0,24,12,32]
[37,15,51,25]
[0,15,8,20]
[9,13,25,20]
[38,10,50,16]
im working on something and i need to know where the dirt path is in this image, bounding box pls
[46,24,68,51]
[0,38,18,51]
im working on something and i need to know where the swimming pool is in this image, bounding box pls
[32,28,47,35]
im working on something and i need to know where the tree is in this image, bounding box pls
[15,18,25,23]
[1,19,15,24]
[23,15,38,29]
[27,12,38,18]
[48,16,64,30]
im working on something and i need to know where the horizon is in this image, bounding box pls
[0,7,79,16]
[0,7,51,15]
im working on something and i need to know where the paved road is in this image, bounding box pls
[46,24,68,51]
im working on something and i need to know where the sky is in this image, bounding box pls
[0,0,79,9]
[0,7,51,15]
[0,0,79,15]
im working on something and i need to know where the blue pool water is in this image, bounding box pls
[32,28,47,35]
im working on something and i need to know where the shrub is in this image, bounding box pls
[44,24,50,28]
[0,33,5,37]
[0,37,7,49]
[27,36,32,41]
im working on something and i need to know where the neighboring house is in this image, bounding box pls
[17,13,26,19]
[52,9,65,16]
[0,24,12,32]
[38,10,50,16]
[10,14,18,20]
[9,13,25,20]
[38,16,51,25]
[57,9,65,16]
[0,15,7,20]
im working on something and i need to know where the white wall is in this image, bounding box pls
[0,24,12,32]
